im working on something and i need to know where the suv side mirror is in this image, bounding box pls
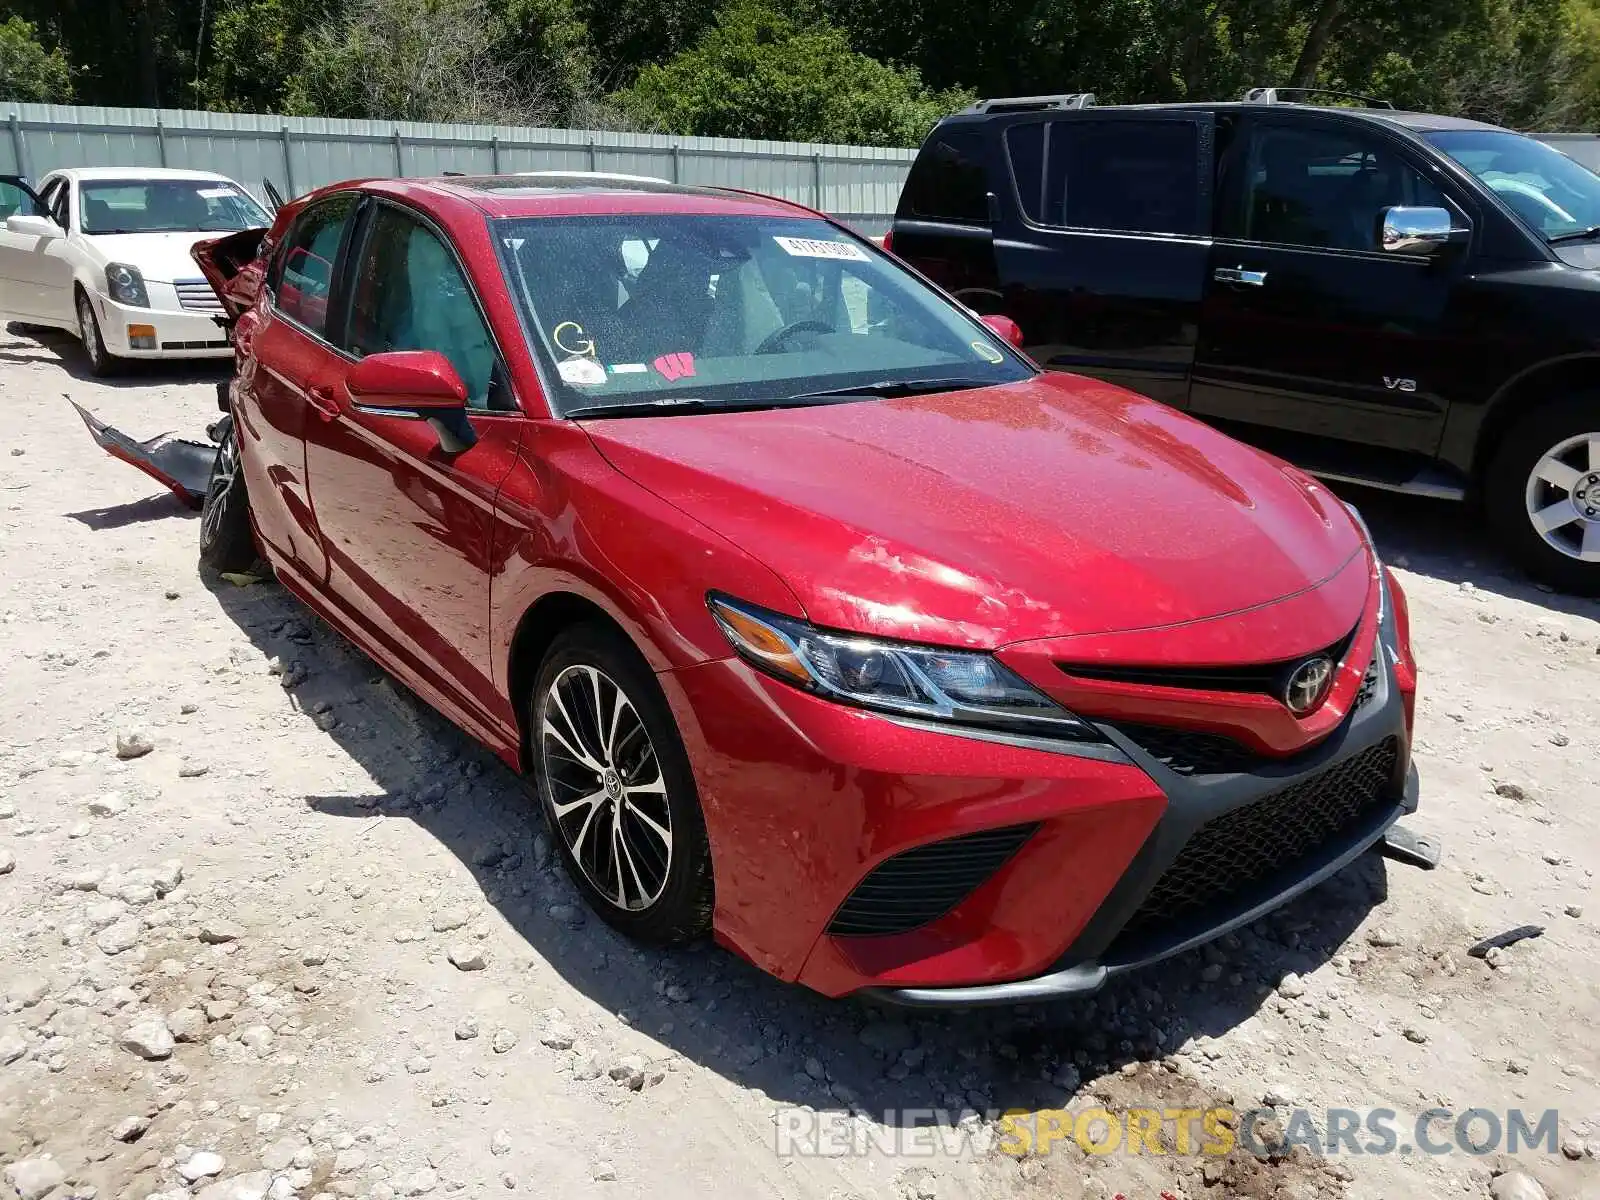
[1380,206,1461,255]
[5,213,61,239]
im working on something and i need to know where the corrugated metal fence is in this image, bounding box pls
[0,103,916,235]
[6,103,1600,232]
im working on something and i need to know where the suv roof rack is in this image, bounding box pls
[1243,86,1394,110]
[963,93,1097,115]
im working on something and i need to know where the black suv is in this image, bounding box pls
[888,88,1600,593]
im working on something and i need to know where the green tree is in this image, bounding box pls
[198,0,322,112]
[612,0,971,145]
[0,15,73,102]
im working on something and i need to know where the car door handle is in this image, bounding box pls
[305,384,340,422]
[1214,267,1268,287]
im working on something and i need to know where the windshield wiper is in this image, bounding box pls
[787,376,998,401]
[1549,225,1600,245]
[565,397,788,419]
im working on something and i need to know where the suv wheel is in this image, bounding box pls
[199,414,258,572]
[530,624,713,945]
[1487,395,1600,595]
[76,291,118,378]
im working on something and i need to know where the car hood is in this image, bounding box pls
[87,230,231,282]
[582,373,1366,649]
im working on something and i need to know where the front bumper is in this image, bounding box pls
[96,285,231,358]
[664,574,1417,1005]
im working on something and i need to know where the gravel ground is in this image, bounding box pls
[2,323,1599,1200]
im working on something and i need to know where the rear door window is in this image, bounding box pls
[1004,123,1046,222]
[901,129,990,225]
[1042,120,1204,235]
[272,196,355,338]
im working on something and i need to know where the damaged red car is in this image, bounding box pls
[189,173,1420,1004]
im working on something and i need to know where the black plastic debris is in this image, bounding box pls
[69,399,215,509]
[1467,925,1545,958]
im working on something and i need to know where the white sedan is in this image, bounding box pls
[0,167,270,375]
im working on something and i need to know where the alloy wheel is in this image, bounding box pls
[538,664,673,912]
[77,295,102,371]
[201,424,238,547]
[1524,431,1600,562]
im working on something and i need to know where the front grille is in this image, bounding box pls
[1119,737,1399,940]
[827,824,1038,937]
[1116,723,1259,776]
[175,279,224,312]
[1060,627,1357,699]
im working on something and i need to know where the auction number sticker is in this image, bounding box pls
[774,236,870,262]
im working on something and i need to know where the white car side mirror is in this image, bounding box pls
[5,213,61,238]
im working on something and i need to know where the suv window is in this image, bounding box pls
[273,196,354,337]
[1004,123,1046,222]
[1224,125,1449,252]
[1039,120,1202,235]
[346,205,504,410]
[901,129,989,224]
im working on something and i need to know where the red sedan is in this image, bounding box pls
[192,173,1419,1005]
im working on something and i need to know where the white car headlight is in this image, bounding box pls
[105,263,149,308]
[708,594,1101,741]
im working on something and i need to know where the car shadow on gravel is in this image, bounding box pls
[65,492,196,529]
[1332,482,1600,620]
[203,570,1395,1132]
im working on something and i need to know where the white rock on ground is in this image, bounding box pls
[118,1014,175,1060]
[3,1157,65,1200]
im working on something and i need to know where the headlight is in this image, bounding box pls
[708,594,1101,741]
[104,263,149,308]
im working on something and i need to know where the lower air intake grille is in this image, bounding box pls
[1116,724,1258,776]
[1119,737,1399,940]
[827,824,1039,937]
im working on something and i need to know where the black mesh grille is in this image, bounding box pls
[1119,737,1399,940]
[827,824,1039,937]
[1115,724,1259,776]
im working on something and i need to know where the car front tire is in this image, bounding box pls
[198,414,258,573]
[75,290,118,378]
[1487,394,1600,595]
[530,623,713,946]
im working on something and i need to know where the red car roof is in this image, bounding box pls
[360,175,819,221]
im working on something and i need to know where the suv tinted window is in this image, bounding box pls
[1042,120,1201,235]
[1224,125,1448,251]
[1005,123,1046,222]
[902,129,989,224]
[346,205,503,410]
[273,196,354,336]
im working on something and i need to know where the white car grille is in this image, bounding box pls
[174,279,224,313]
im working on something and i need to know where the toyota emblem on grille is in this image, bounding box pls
[1284,656,1334,715]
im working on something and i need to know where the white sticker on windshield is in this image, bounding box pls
[557,357,608,386]
[197,187,237,199]
[773,236,870,262]
[608,363,648,375]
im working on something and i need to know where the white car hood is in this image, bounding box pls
[86,231,220,283]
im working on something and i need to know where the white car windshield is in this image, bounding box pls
[495,213,1030,416]
[80,179,269,235]
[1426,130,1600,241]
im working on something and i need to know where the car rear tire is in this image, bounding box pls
[199,414,258,573]
[75,290,118,378]
[1486,394,1600,595]
[529,623,713,946]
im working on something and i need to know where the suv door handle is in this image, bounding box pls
[1214,266,1268,287]
[305,384,341,422]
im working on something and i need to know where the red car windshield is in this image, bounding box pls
[494,213,1030,415]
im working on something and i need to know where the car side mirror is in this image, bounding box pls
[980,313,1025,348]
[6,214,61,238]
[346,350,477,454]
[1380,206,1463,256]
